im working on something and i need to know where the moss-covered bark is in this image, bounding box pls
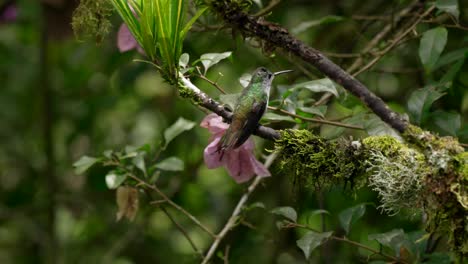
[274,129,467,257]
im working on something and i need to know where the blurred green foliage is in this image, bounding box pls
[0,0,467,263]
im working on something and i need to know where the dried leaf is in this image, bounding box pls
[116,186,139,221]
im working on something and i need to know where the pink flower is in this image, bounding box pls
[0,4,17,23]
[201,114,271,183]
[117,23,145,54]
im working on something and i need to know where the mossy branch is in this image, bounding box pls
[273,129,467,257]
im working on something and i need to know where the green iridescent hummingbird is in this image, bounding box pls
[217,67,292,155]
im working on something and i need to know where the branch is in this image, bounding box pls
[201,153,278,264]
[160,206,204,259]
[209,0,422,133]
[127,173,216,239]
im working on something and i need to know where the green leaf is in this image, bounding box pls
[292,15,344,34]
[439,58,465,86]
[245,202,266,211]
[436,0,459,20]
[368,229,407,255]
[428,110,461,136]
[262,112,296,123]
[339,203,366,234]
[154,157,184,171]
[270,206,297,222]
[73,156,100,174]
[297,231,333,259]
[287,78,338,98]
[419,27,448,72]
[364,114,402,141]
[407,87,445,125]
[200,52,232,74]
[163,117,196,147]
[105,171,127,189]
[132,153,146,176]
[309,209,330,216]
[434,47,468,69]
[297,106,327,118]
[179,53,189,68]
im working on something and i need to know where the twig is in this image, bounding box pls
[346,0,421,73]
[322,52,362,58]
[201,153,278,264]
[254,0,281,17]
[352,6,435,77]
[332,236,405,264]
[197,73,227,94]
[202,176,263,264]
[160,206,204,258]
[127,174,216,238]
[224,245,231,264]
[268,106,364,130]
[315,0,421,106]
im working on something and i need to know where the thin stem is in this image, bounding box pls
[202,176,263,264]
[331,236,404,263]
[268,106,364,130]
[254,0,281,17]
[197,73,227,94]
[201,153,278,264]
[352,6,435,77]
[127,174,216,238]
[285,222,404,263]
[160,206,204,258]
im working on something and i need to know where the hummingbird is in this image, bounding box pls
[217,67,292,157]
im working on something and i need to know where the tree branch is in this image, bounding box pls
[209,0,424,133]
[201,153,278,264]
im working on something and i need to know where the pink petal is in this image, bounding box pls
[200,114,228,135]
[1,4,17,22]
[250,155,271,177]
[226,149,256,183]
[204,136,224,169]
[117,24,138,52]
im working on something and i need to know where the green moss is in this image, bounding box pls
[273,128,467,257]
[455,152,468,180]
[71,0,113,43]
[273,129,366,189]
[178,86,203,105]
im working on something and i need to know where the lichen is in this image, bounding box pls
[362,136,427,215]
[71,0,113,43]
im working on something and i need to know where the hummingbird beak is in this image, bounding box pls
[274,69,293,76]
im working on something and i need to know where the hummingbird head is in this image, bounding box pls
[250,67,293,93]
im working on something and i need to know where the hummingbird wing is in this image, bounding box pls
[232,99,267,148]
[217,99,266,155]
